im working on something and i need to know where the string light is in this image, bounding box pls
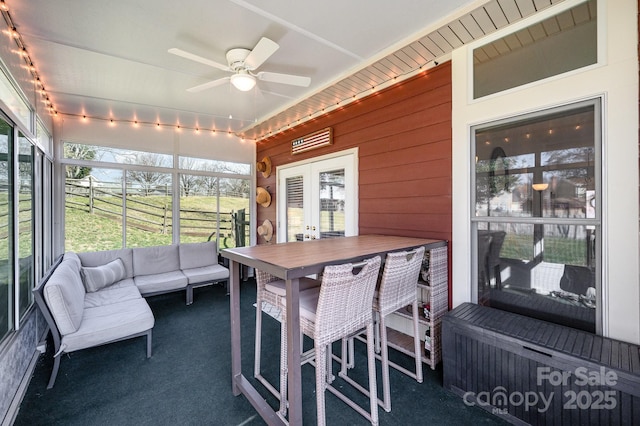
[56,112,238,137]
[253,57,439,141]
[1,0,437,141]
[1,5,57,115]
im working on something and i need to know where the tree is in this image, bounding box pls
[178,158,201,197]
[124,153,170,196]
[64,143,96,179]
[220,178,249,198]
[180,173,200,197]
[198,175,219,196]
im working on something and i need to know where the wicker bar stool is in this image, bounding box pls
[278,256,382,426]
[254,269,320,399]
[341,246,425,412]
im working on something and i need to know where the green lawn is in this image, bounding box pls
[65,194,249,252]
[501,233,588,266]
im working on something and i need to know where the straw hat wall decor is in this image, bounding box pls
[256,156,272,178]
[256,186,271,207]
[257,219,274,242]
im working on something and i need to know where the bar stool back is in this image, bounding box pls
[373,246,425,412]
[279,256,382,426]
[254,269,320,399]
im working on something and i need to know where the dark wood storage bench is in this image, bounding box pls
[443,303,640,425]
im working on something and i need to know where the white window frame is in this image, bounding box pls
[452,0,640,343]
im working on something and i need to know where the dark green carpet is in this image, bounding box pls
[15,279,506,425]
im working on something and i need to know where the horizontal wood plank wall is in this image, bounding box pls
[256,62,452,303]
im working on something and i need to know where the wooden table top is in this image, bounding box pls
[221,234,446,279]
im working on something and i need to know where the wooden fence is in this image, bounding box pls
[65,179,249,247]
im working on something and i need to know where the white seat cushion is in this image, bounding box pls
[84,285,142,308]
[62,298,154,353]
[134,271,188,295]
[181,264,229,284]
[106,277,136,290]
[264,277,320,296]
[297,288,321,322]
[275,286,321,322]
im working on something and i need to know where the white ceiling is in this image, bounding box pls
[5,0,564,140]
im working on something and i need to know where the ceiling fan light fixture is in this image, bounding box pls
[231,71,256,91]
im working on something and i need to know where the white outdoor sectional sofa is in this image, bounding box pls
[33,241,229,388]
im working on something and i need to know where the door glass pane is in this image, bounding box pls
[125,170,172,248]
[65,167,123,251]
[17,133,33,319]
[0,118,11,339]
[318,169,345,239]
[286,176,304,242]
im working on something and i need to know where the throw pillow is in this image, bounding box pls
[81,258,126,292]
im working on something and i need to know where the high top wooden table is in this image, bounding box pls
[221,235,447,425]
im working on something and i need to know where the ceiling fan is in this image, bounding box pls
[169,37,311,93]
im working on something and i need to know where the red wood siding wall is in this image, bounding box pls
[256,62,453,297]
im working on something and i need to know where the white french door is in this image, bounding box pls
[277,150,357,242]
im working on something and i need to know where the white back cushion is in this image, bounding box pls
[77,248,134,278]
[179,241,217,270]
[43,259,86,335]
[133,244,180,276]
[63,252,82,271]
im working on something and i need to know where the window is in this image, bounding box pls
[17,133,34,320]
[42,157,53,271]
[65,167,124,251]
[125,170,172,248]
[0,117,12,340]
[216,177,250,248]
[179,155,250,174]
[0,68,31,131]
[473,0,597,99]
[177,156,250,247]
[62,143,251,251]
[63,143,173,168]
[472,99,600,332]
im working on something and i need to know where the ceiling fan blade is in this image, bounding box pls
[244,37,279,70]
[257,72,311,87]
[186,77,230,92]
[168,48,230,72]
